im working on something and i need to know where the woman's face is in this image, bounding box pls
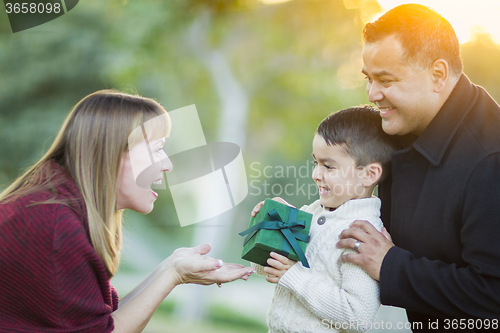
[116,137,172,213]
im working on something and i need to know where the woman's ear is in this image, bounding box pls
[362,162,383,187]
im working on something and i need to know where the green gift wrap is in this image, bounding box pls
[239,199,312,268]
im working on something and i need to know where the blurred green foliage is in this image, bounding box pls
[2,0,498,185]
[143,300,268,333]
[207,304,267,330]
[1,3,500,326]
[461,31,500,100]
[2,0,500,263]
[0,0,380,235]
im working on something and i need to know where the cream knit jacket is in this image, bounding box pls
[256,198,382,333]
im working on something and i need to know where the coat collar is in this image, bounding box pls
[412,74,479,166]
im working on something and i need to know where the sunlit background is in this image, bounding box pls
[266,0,500,43]
[377,0,500,44]
[1,1,499,332]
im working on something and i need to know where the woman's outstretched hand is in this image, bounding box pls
[171,243,255,286]
[112,243,253,332]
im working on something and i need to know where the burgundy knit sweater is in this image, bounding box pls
[0,162,118,332]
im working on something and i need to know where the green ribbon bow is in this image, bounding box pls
[239,207,310,268]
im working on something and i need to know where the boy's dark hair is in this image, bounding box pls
[316,105,397,183]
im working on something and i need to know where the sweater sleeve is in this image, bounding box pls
[278,231,380,331]
[380,154,500,319]
[0,201,114,333]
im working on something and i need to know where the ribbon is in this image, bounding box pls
[239,207,310,268]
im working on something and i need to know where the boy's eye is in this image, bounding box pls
[325,165,335,170]
[311,160,318,165]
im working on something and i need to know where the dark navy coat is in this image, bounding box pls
[379,74,500,331]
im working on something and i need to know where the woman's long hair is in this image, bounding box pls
[0,90,171,277]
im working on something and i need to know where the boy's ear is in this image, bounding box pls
[362,162,383,187]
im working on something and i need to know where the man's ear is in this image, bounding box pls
[362,162,383,187]
[431,59,449,93]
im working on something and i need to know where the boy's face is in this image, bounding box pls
[312,135,366,210]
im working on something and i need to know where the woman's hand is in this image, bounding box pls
[171,243,255,286]
[250,197,294,217]
[113,244,254,332]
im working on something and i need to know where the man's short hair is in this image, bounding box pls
[316,105,397,183]
[363,4,462,77]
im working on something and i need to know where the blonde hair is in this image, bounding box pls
[0,90,171,277]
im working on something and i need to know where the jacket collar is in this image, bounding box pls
[412,74,478,166]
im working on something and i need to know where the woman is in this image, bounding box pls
[0,90,254,332]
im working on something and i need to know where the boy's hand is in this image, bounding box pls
[250,197,295,217]
[263,252,296,284]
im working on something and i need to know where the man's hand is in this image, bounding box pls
[336,220,394,281]
[263,252,296,284]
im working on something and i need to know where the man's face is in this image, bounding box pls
[362,35,440,136]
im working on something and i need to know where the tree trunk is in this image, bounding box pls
[176,10,249,321]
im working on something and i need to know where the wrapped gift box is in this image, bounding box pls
[240,199,312,268]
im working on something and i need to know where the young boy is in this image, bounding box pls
[251,106,397,332]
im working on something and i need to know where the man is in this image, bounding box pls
[337,4,500,331]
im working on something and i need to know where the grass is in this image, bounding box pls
[142,301,268,333]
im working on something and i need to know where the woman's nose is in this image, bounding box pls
[160,151,173,172]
